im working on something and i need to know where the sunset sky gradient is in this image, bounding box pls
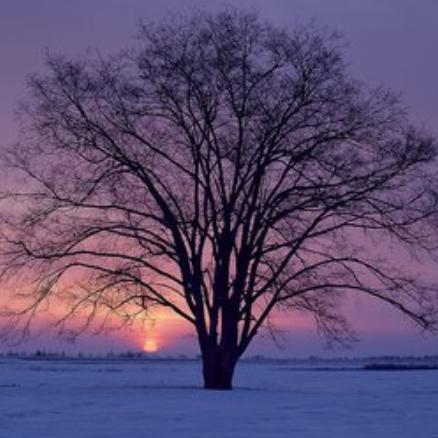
[1,0,437,357]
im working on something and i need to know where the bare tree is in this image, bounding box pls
[1,10,438,389]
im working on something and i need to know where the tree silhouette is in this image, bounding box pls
[1,10,438,389]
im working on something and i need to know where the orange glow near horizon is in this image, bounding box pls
[1,280,420,355]
[143,338,159,353]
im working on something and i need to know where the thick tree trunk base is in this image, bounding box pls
[204,382,233,390]
[203,376,233,390]
[202,351,236,390]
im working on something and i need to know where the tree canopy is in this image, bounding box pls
[1,10,438,389]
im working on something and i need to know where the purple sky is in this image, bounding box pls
[1,0,438,356]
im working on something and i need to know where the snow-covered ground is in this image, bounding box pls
[1,357,437,437]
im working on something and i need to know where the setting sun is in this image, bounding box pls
[143,338,158,353]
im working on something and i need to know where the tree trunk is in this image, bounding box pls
[202,347,237,390]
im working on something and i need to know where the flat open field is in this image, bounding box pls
[1,357,437,437]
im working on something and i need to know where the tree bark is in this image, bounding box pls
[202,346,237,390]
